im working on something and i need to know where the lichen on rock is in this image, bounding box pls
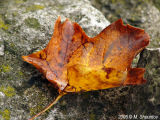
[0,0,159,119]
[0,0,111,119]
[0,109,11,120]
[90,0,160,118]
[24,17,41,29]
[0,86,16,97]
[91,0,160,48]
[0,35,4,56]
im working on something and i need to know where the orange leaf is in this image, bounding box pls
[22,16,149,119]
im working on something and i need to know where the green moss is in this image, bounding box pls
[0,109,11,120]
[0,15,9,30]
[0,40,3,45]
[30,103,48,117]
[24,17,41,29]
[56,4,65,10]
[109,0,125,4]
[17,71,24,76]
[30,104,43,116]
[0,86,16,97]
[12,12,18,17]
[1,65,12,72]
[89,113,96,120]
[29,94,49,116]
[15,0,24,4]
[26,5,45,12]
[3,109,10,120]
[4,41,21,56]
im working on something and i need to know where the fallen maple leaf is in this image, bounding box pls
[22,16,149,120]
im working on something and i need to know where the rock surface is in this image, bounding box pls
[0,0,110,120]
[91,0,160,48]
[90,0,160,119]
[0,0,160,120]
[0,34,4,56]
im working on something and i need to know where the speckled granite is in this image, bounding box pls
[0,0,160,120]
[90,0,160,119]
[0,0,110,119]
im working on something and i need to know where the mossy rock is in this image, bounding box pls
[0,0,110,119]
[24,17,41,29]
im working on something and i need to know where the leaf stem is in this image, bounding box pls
[29,92,66,120]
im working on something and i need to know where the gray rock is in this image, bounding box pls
[0,0,110,120]
[1,0,159,120]
[90,0,160,48]
[90,0,160,118]
[0,35,4,56]
[121,48,160,116]
[138,48,160,107]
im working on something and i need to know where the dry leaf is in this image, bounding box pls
[22,16,149,120]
